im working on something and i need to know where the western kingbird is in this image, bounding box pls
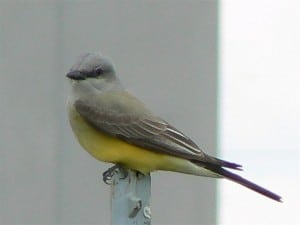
[66,53,282,202]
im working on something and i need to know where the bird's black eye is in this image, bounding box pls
[94,66,104,76]
[86,66,104,78]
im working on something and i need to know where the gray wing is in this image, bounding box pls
[74,91,241,169]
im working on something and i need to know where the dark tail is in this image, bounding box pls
[209,166,282,202]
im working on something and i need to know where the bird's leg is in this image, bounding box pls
[102,164,128,185]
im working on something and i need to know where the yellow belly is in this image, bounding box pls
[68,105,218,177]
[69,107,179,174]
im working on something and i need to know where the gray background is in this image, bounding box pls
[0,1,219,224]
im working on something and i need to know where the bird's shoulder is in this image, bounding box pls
[74,90,156,124]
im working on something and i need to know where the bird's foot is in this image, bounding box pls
[102,164,128,185]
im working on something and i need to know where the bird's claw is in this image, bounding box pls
[102,164,128,185]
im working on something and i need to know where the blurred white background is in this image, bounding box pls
[219,1,300,224]
[1,1,299,224]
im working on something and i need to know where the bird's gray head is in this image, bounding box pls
[66,53,122,93]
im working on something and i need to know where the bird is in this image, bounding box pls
[66,52,282,202]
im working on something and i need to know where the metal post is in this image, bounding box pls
[111,169,151,225]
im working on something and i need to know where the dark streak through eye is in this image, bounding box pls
[95,67,104,75]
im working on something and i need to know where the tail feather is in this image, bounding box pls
[214,158,243,170]
[210,166,282,202]
[199,155,243,171]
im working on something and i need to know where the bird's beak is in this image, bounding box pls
[66,70,86,80]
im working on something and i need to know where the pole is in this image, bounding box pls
[111,168,151,225]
